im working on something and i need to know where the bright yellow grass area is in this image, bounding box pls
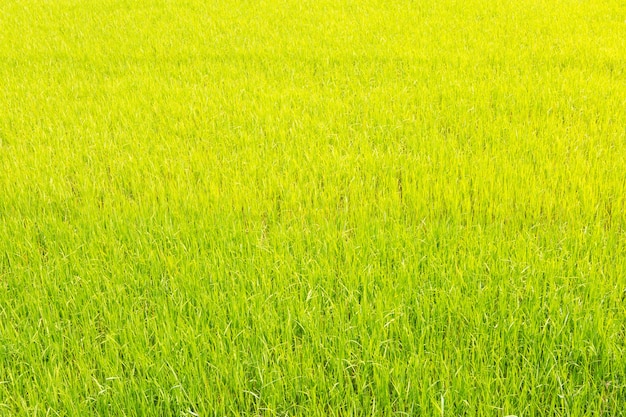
[1,0,625,415]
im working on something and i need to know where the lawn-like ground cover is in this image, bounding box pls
[1,0,625,415]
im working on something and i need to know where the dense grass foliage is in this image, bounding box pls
[1,0,626,415]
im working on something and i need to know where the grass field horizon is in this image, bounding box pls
[1,0,625,415]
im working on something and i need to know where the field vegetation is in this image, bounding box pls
[1,0,625,415]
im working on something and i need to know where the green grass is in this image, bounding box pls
[1,0,626,415]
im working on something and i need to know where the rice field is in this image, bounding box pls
[0,0,625,415]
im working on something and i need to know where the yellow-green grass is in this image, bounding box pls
[1,0,625,415]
